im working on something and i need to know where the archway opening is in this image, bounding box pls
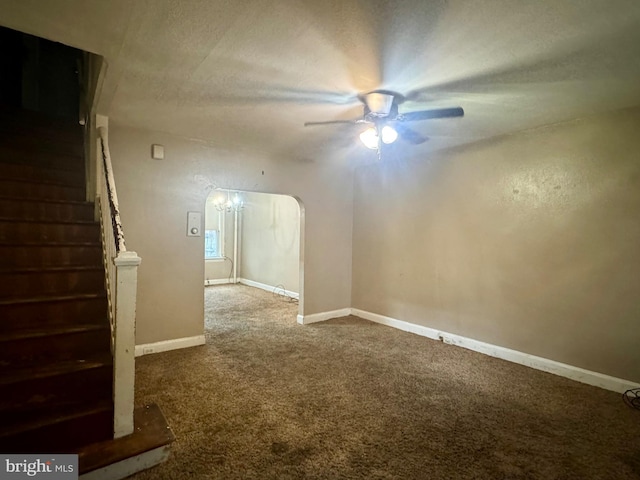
[202,189,304,327]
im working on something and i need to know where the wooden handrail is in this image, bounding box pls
[97,126,126,253]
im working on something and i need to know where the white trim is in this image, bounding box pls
[297,308,351,325]
[239,277,299,299]
[351,308,441,340]
[135,335,205,357]
[80,445,171,480]
[112,251,141,438]
[205,278,232,286]
[351,308,639,393]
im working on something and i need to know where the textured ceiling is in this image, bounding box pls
[1,0,640,163]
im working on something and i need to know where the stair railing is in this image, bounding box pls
[96,122,141,438]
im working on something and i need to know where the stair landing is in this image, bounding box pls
[79,403,175,479]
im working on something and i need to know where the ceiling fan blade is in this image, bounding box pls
[395,124,428,144]
[304,119,365,127]
[398,107,464,122]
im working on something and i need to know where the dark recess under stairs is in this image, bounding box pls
[0,107,173,475]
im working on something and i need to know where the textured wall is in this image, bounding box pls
[109,123,353,345]
[352,107,640,382]
[240,191,300,293]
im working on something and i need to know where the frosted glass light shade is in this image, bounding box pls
[359,127,379,149]
[381,126,398,144]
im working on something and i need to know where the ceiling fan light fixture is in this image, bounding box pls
[359,127,379,149]
[381,125,398,144]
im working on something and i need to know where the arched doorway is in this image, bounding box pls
[202,189,304,326]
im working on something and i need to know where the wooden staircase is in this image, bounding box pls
[0,107,114,453]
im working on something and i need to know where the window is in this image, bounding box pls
[204,229,220,259]
[205,196,226,260]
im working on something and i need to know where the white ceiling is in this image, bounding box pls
[1,0,640,163]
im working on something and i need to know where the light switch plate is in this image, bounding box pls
[187,211,201,236]
[151,144,164,160]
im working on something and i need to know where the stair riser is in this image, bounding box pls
[0,407,113,454]
[0,108,114,456]
[0,269,105,299]
[0,162,85,186]
[0,245,102,269]
[0,133,84,158]
[0,145,83,170]
[0,198,94,222]
[0,179,85,201]
[0,296,108,330]
[0,365,112,412]
[0,113,82,140]
[0,330,111,368]
[0,221,100,243]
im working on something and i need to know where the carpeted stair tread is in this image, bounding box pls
[0,355,112,387]
[0,292,107,306]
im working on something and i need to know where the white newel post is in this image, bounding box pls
[113,251,142,438]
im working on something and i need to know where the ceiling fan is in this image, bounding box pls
[304,90,463,155]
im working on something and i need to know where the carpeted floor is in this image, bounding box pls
[131,284,639,479]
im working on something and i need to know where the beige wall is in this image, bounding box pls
[240,191,300,293]
[352,107,640,383]
[109,123,353,345]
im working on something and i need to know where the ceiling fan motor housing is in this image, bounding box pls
[364,92,395,116]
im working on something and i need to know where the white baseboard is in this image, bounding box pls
[351,309,442,341]
[205,278,232,286]
[349,308,638,393]
[135,335,206,357]
[239,277,299,299]
[297,308,351,325]
[80,445,171,480]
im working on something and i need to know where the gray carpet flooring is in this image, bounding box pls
[131,284,639,479]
